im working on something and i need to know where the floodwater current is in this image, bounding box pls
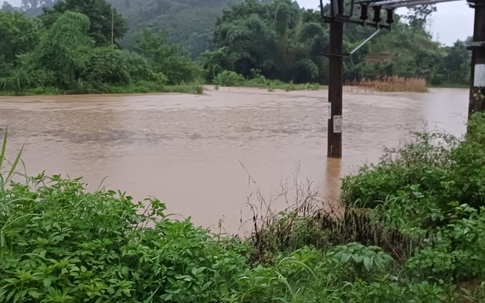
[0,87,469,233]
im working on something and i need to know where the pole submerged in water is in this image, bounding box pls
[327,0,344,158]
[469,0,485,117]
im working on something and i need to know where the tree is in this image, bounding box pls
[209,0,328,83]
[41,0,127,46]
[444,40,471,84]
[0,11,42,67]
[133,29,200,85]
[109,0,240,58]
[33,11,94,89]
[406,4,436,35]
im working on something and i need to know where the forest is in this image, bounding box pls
[0,0,472,94]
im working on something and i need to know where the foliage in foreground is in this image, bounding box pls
[342,113,485,287]
[0,176,445,303]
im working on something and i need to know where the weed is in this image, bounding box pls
[350,76,428,93]
[213,70,245,86]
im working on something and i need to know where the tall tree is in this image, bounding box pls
[133,29,200,84]
[406,4,436,35]
[34,11,94,89]
[0,11,42,67]
[41,0,127,46]
[209,0,328,83]
[444,40,471,84]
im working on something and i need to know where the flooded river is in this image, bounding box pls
[0,87,469,233]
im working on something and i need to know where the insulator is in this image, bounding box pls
[386,9,394,24]
[360,4,368,21]
[372,6,381,23]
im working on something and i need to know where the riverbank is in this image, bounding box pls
[0,82,205,96]
[1,72,466,97]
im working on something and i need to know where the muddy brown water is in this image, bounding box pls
[0,87,469,234]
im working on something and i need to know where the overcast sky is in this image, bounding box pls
[6,0,474,45]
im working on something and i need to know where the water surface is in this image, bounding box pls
[0,87,469,233]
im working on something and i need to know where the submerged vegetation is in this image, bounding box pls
[351,76,428,93]
[0,0,473,95]
[2,113,485,302]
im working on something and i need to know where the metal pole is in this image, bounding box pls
[350,28,381,55]
[469,0,485,117]
[327,18,344,158]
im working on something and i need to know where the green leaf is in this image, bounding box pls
[27,289,41,299]
[6,145,23,182]
[363,256,372,271]
[0,129,6,165]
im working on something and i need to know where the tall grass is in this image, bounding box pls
[350,76,428,93]
[237,165,416,264]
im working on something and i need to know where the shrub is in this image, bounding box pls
[0,132,249,303]
[353,76,428,93]
[341,131,458,209]
[0,175,251,303]
[332,242,393,279]
[89,47,131,84]
[212,70,244,86]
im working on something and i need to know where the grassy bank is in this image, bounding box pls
[1,114,485,302]
[428,84,469,89]
[211,71,322,92]
[0,82,205,96]
[0,78,322,97]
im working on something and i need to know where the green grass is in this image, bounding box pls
[0,81,205,96]
[239,79,324,92]
[428,83,469,89]
[211,71,324,92]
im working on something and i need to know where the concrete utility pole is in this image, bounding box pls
[327,19,344,158]
[469,0,485,116]
[326,0,344,158]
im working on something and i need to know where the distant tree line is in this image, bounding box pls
[0,0,201,94]
[0,0,472,94]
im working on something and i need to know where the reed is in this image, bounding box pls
[351,76,428,93]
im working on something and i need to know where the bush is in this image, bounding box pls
[0,175,250,303]
[340,113,485,286]
[212,70,244,86]
[134,29,201,85]
[341,132,457,209]
[82,47,131,86]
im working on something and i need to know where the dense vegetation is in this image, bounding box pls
[0,0,472,94]
[2,114,485,302]
[0,0,202,94]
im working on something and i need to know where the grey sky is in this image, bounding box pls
[6,0,474,45]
